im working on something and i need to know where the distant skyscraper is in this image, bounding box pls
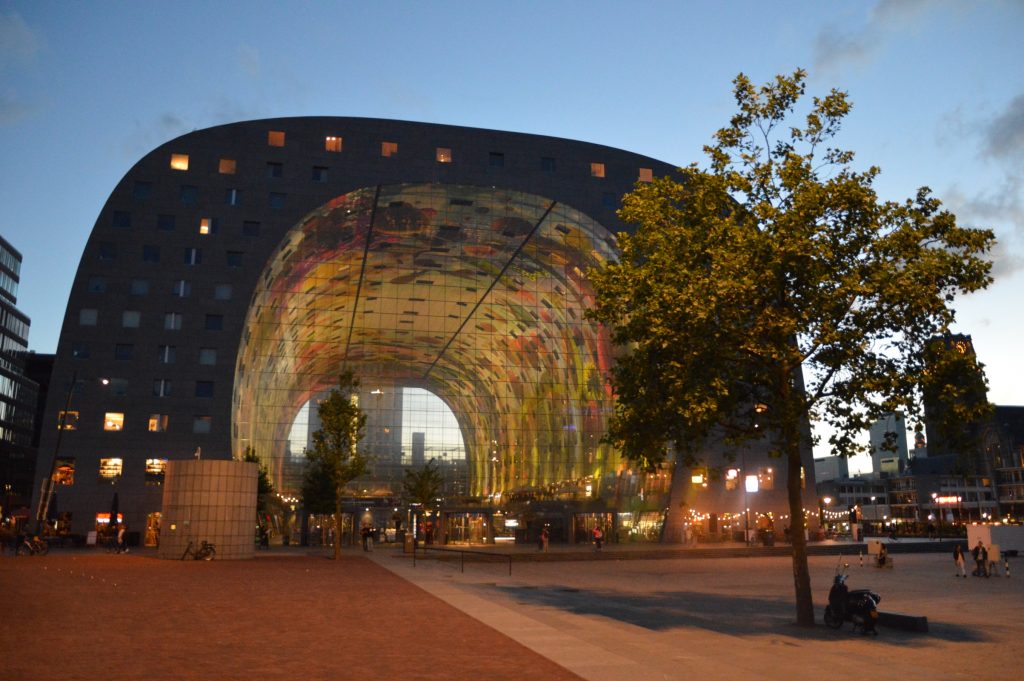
[868,412,909,477]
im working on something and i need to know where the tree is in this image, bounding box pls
[243,447,275,514]
[303,370,369,560]
[587,70,995,626]
[402,459,444,539]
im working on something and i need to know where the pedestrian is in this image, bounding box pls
[541,526,549,552]
[360,525,370,552]
[592,525,603,551]
[953,544,967,578]
[972,540,988,577]
[116,523,128,553]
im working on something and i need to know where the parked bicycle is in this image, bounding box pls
[17,535,50,556]
[180,539,216,561]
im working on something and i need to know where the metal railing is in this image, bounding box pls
[412,544,513,576]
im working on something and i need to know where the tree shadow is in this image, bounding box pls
[480,585,986,644]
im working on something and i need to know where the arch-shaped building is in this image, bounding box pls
[34,118,816,542]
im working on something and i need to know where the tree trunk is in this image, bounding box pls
[333,495,343,561]
[784,420,815,626]
[661,455,689,544]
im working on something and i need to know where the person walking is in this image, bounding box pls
[953,544,967,578]
[592,525,603,552]
[116,523,128,553]
[972,540,988,577]
[540,526,549,552]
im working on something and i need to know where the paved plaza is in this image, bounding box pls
[2,544,1021,680]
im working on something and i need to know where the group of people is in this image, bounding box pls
[953,540,1002,577]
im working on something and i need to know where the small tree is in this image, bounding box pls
[243,447,275,514]
[587,70,995,626]
[402,460,444,539]
[303,370,368,560]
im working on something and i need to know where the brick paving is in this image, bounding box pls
[0,551,583,681]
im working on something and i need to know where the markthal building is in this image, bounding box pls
[34,119,817,547]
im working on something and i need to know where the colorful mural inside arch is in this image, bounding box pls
[233,184,622,498]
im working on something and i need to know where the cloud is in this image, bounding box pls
[0,88,33,125]
[238,44,260,79]
[0,10,42,67]
[944,171,1024,278]
[813,0,936,73]
[982,94,1024,164]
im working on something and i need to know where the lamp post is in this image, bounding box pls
[870,495,876,536]
[35,370,80,535]
[931,492,941,539]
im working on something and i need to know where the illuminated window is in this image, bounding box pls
[104,413,125,431]
[122,310,140,328]
[218,158,237,174]
[170,154,189,171]
[591,162,605,178]
[147,414,169,432]
[199,218,214,235]
[638,167,653,182]
[98,458,123,482]
[79,308,98,326]
[381,141,398,157]
[745,475,759,493]
[164,312,182,330]
[199,347,217,365]
[758,467,775,491]
[145,458,168,485]
[268,130,285,147]
[153,379,172,397]
[725,468,740,491]
[57,411,79,430]
[436,147,452,163]
[53,457,75,485]
[325,136,342,152]
[193,415,212,434]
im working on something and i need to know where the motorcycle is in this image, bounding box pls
[824,562,880,635]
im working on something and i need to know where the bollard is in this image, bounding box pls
[859,551,863,567]
[1005,560,1010,578]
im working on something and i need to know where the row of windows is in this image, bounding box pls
[130,183,287,209]
[106,344,219,365]
[79,309,226,331]
[60,409,214,432]
[167,130,656,182]
[97,243,246,267]
[86,277,233,300]
[114,212,262,237]
[53,457,170,486]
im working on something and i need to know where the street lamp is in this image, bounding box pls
[931,492,941,539]
[870,495,876,535]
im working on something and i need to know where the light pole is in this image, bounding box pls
[932,492,941,539]
[35,371,81,535]
[870,495,876,535]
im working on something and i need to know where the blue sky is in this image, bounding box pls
[2,1,1022,471]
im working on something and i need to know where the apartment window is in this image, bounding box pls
[758,467,775,491]
[133,181,152,199]
[114,343,134,360]
[267,162,283,178]
[172,279,191,297]
[198,347,217,366]
[489,152,505,168]
[268,130,285,147]
[122,311,140,328]
[79,308,98,326]
[242,221,260,237]
[270,192,286,209]
[725,468,740,491]
[436,147,452,163]
[112,211,131,229]
[142,244,160,263]
[57,411,80,430]
[87,276,107,293]
[225,188,241,206]
[147,415,169,433]
[98,458,124,482]
[71,343,90,359]
[109,378,129,397]
[199,218,217,235]
[218,158,237,174]
[381,141,398,157]
[226,251,243,268]
[157,345,176,364]
[195,381,214,398]
[541,157,556,172]
[193,416,212,434]
[98,242,116,261]
[153,379,172,397]
[184,247,202,265]
[157,214,176,231]
[325,136,342,152]
[213,284,232,301]
[164,312,182,330]
[104,412,125,431]
[145,458,168,485]
[54,457,75,485]
[130,279,150,296]
[602,192,617,209]
[170,154,189,171]
[638,167,654,183]
[180,185,198,205]
[312,165,328,183]
[590,162,605,178]
[205,314,224,331]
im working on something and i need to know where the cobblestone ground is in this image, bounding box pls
[0,551,583,681]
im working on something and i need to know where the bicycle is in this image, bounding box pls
[17,536,50,556]
[180,539,216,561]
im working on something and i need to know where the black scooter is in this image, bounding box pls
[824,562,880,635]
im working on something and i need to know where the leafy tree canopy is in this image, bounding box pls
[402,459,444,508]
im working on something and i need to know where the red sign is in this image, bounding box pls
[935,495,961,504]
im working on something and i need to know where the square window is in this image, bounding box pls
[180,185,198,205]
[602,191,617,209]
[381,141,398,157]
[103,413,125,431]
[541,157,556,172]
[112,211,131,229]
[219,158,237,174]
[98,242,116,261]
[148,415,169,433]
[54,457,75,485]
[312,166,328,183]
[58,410,80,430]
[195,381,214,398]
[193,415,212,434]
[225,188,241,206]
[130,279,150,296]
[198,347,217,365]
[164,312,182,331]
[108,378,128,397]
[226,251,243,268]
[184,247,202,265]
[325,136,343,152]
[268,130,285,147]
[267,162,283,178]
[199,217,218,235]
[153,379,172,397]
[436,147,452,163]
[71,342,90,359]
[87,276,106,293]
[157,345,176,364]
[205,314,224,331]
[242,221,260,237]
[170,154,189,171]
[172,279,191,297]
[98,457,123,481]
[121,311,140,328]
[79,308,98,326]
[591,162,605,178]
[142,244,160,262]
[489,152,505,168]
[270,192,286,210]
[157,214,176,231]
[114,343,134,360]
[213,284,232,300]
[638,167,654,183]
[133,181,152,199]
[145,458,168,485]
